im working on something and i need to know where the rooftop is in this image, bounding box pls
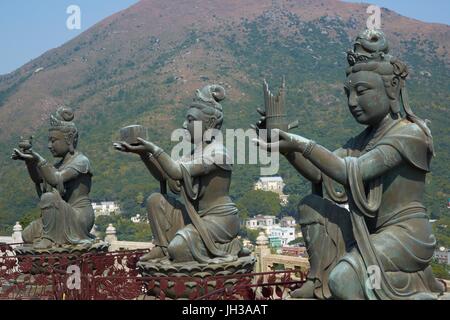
[258,176,283,182]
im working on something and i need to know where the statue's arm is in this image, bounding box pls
[283,147,347,184]
[25,161,43,184]
[153,151,183,180]
[357,145,403,181]
[153,151,217,180]
[134,138,218,180]
[305,144,402,185]
[139,152,168,182]
[284,152,322,184]
[25,161,46,197]
[37,161,79,187]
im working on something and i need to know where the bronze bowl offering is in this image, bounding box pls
[119,125,148,146]
[18,136,33,152]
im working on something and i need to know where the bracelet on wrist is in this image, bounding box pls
[153,148,164,158]
[37,159,48,168]
[302,140,317,158]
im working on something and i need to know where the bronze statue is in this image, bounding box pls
[254,29,445,300]
[11,107,96,250]
[114,85,246,264]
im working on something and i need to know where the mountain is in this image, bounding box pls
[0,0,449,239]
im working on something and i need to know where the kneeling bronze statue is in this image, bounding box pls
[114,85,250,266]
[254,30,445,300]
[12,107,103,253]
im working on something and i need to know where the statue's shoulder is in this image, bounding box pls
[203,141,232,171]
[66,152,92,175]
[380,119,429,145]
[389,120,428,137]
[377,120,432,172]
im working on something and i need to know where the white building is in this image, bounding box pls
[280,216,296,228]
[270,226,296,247]
[245,215,278,233]
[434,247,450,265]
[92,201,121,217]
[131,214,147,223]
[254,176,289,205]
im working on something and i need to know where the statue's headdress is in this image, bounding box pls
[189,85,225,128]
[50,106,76,131]
[49,106,78,150]
[347,29,389,66]
[346,29,433,155]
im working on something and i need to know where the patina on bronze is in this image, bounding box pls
[114,85,250,266]
[11,107,101,252]
[254,29,445,300]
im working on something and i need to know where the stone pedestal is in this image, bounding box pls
[13,241,110,274]
[137,255,256,299]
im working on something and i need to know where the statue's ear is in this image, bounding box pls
[65,132,75,153]
[389,77,402,114]
[65,132,73,144]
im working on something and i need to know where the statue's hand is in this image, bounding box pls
[11,148,40,162]
[252,129,304,155]
[136,138,162,155]
[113,141,147,155]
[250,107,267,136]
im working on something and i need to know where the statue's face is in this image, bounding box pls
[344,70,390,126]
[182,107,211,143]
[48,130,70,157]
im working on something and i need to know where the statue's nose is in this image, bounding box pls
[348,92,357,108]
[182,121,187,129]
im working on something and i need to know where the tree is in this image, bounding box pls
[95,215,152,241]
[239,227,261,244]
[135,192,145,206]
[236,190,281,217]
[430,261,450,280]
[288,237,304,246]
[280,194,301,218]
[19,208,40,229]
[433,214,450,248]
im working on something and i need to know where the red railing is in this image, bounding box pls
[0,243,306,300]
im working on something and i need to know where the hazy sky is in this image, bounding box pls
[0,0,139,75]
[0,0,448,75]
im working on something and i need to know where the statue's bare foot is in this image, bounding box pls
[290,279,315,299]
[33,238,54,250]
[140,247,166,262]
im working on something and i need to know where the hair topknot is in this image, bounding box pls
[49,106,77,131]
[56,106,75,122]
[194,85,226,110]
[347,29,390,67]
[189,85,226,128]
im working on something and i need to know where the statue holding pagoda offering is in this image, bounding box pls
[253,29,445,300]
